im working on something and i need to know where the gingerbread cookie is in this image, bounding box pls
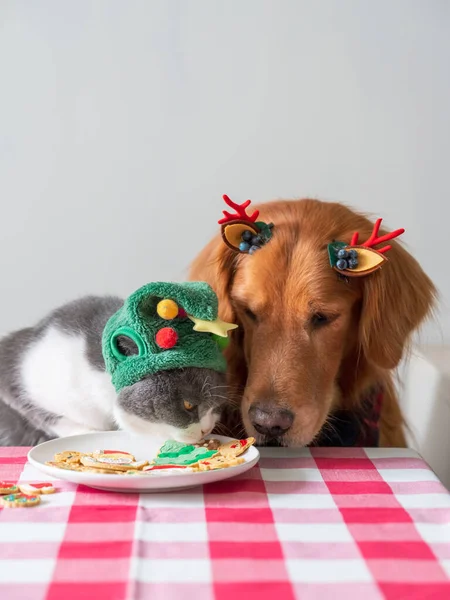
[0,482,19,495]
[46,460,83,472]
[80,456,147,472]
[19,483,55,495]
[79,465,123,475]
[0,493,41,508]
[197,455,244,471]
[54,451,85,464]
[92,450,136,465]
[218,437,255,457]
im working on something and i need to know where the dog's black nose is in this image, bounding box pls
[249,405,294,438]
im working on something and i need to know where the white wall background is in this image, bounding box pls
[0,0,449,342]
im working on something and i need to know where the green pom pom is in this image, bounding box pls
[255,221,274,242]
[327,241,348,268]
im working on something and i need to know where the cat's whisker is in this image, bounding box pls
[201,376,211,395]
[213,423,235,437]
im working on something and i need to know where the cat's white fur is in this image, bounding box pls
[20,326,117,437]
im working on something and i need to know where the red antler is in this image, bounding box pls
[218,194,260,225]
[350,218,405,254]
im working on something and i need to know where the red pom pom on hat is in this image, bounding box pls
[156,327,178,349]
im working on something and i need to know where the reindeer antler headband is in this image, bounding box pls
[327,218,405,277]
[218,194,274,254]
[218,194,404,277]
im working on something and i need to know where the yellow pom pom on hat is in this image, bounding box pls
[157,299,179,320]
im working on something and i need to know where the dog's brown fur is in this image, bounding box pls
[190,199,436,447]
[190,200,435,446]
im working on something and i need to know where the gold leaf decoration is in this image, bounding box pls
[222,221,258,251]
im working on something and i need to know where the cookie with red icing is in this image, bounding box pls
[197,455,244,471]
[0,481,19,495]
[0,493,41,508]
[92,450,136,465]
[19,482,55,495]
[80,455,147,472]
[218,437,255,457]
[142,464,194,475]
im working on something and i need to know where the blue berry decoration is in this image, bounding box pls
[242,230,253,242]
[251,235,262,246]
[337,248,349,259]
[239,241,250,252]
[249,245,260,255]
[334,246,359,271]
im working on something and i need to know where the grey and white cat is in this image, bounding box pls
[0,296,227,446]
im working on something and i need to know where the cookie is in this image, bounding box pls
[197,455,244,471]
[196,438,221,451]
[80,456,147,472]
[53,451,85,464]
[218,437,255,457]
[44,436,253,479]
[79,466,123,475]
[46,460,83,472]
[0,493,41,508]
[143,464,193,474]
[19,483,56,495]
[92,450,136,465]
[0,482,19,495]
[153,440,218,466]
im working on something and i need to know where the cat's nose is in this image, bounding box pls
[249,404,294,438]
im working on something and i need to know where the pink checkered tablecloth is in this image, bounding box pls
[1,447,450,600]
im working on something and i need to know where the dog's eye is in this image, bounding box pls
[244,308,258,322]
[184,400,194,411]
[311,313,329,328]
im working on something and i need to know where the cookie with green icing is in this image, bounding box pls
[0,492,41,507]
[152,440,218,466]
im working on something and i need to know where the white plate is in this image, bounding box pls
[28,431,260,493]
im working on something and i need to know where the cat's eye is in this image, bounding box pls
[183,400,194,411]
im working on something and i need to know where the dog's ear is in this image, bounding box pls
[189,235,248,389]
[359,240,436,369]
[189,234,237,323]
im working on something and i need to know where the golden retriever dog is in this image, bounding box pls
[189,199,436,447]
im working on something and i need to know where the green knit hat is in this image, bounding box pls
[102,281,237,392]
